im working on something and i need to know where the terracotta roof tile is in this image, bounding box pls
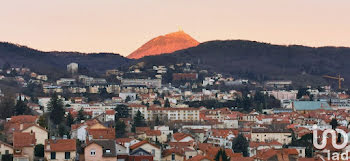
[13,132,36,148]
[87,128,115,140]
[129,140,159,150]
[45,139,76,152]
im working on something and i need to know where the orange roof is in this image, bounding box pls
[169,141,193,147]
[129,140,159,150]
[146,130,161,136]
[13,132,36,148]
[135,127,151,134]
[127,104,147,108]
[45,139,76,152]
[173,133,193,141]
[230,157,254,161]
[87,128,115,140]
[185,155,211,161]
[211,129,238,138]
[106,110,115,115]
[162,148,186,157]
[71,119,100,130]
[9,115,38,124]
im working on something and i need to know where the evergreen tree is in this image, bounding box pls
[66,113,74,127]
[232,134,249,157]
[214,149,230,161]
[115,119,126,138]
[48,93,65,125]
[34,144,44,157]
[77,108,85,122]
[164,98,170,107]
[155,115,160,126]
[0,96,15,119]
[330,118,339,130]
[14,98,30,115]
[289,133,313,157]
[2,62,10,71]
[132,110,145,132]
[115,104,130,120]
[58,124,68,137]
[153,99,161,106]
[125,96,131,103]
[297,88,310,99]
[38,115,48,129]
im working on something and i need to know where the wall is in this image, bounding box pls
[44,151,76,161]
[84,143,116,161]
[22,126,48,145]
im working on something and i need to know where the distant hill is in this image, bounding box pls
[0,42,131,79]
[139,40,350,87]
[127,30,199,59]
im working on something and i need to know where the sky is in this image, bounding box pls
[1,0,349,56]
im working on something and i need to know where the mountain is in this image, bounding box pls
[127,30,199,59]
[139,40,350,87]
[0,42,131,79]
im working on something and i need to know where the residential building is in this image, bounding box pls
[44,139,76,161]
[13,132,36,161]
[84,140,117,161]
[129,141,161,161]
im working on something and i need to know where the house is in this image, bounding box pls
[44,139,76,161]
[144,130,162,143]
[118,148,154,161]
[4,122,37,144]
[185,155,211,161]
[154,126,173,143]
[172,133,194,142]
[87,128,116,141]
[207,129,236,149]
[21,124,48,145]
[248,141,283,157]
[13,132,36,161]
[162,147,198,161]
[105,110,115,122]
[162,148,185,161]
[254,149,298,161]
[251,128,292,145]
[70,119,105,142]
[84,139,117,161]
[115,143,128,155]
[0,140,13,157]
[129,141,161,161]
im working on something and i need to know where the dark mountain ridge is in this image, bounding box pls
[0,42,132,79]
[139,40,350,87]
[1,40,350,88]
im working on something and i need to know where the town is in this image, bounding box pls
[0,62,349,161]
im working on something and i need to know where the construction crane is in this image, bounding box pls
[323,74,344,89]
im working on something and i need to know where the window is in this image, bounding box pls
[65,152,71,159]
[5,150,9,155]
[152,149,155,156]
[51,152,56,160]
[106,149,111,153]
[172,153,175,160]
[90,149,96,156]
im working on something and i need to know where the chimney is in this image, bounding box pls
[20,124,23,130]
